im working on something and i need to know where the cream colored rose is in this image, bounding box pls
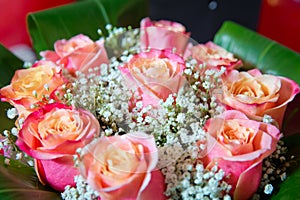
[187,41,242,70]
[218,69,299,127]
[79,132,159,200]
[16,103,100,191]
[0,60,64,118]
[201,110,281,199]
[119,49,186,107]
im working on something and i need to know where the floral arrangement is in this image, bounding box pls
[0,17,299,200]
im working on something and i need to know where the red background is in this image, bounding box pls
[0,0,75,48]
[258,0,300,53]
[0,0,300,53]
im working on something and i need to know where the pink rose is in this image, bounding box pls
[16,103,100,191]
[119,49,186,107]
[186,41,242,71]
[40,34,109,76]
[78,132,165,200]
[140,17,190,55]
[200,110,281,200]
[217,69,300,127]
[0,60,65,119]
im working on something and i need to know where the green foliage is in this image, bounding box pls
[271,169,300,200]
[0,44,23,88]
[0,44,23,133]
[0,156,60,200]
[213,21,300,85]
[27,0,148,54]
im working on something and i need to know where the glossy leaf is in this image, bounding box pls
[271,168,300,200]
[213,21,300,85]
[0,44,23,88]
[0,44,23,133]
[27,0,148,54]
[0,156,60,200]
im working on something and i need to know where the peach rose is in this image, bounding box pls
[200,110,281,200]
[40,34,109,76]
[140,17,190,55]
[119,49,186,107]
[217,69,300,127]
[0,60,65,119]
[78,132,165,200]
[16,103,100,191]
[187,41,242,71]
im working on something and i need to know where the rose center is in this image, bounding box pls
[38,109,80,140]
[231,78,269,98]
[134,58,171,81]
[13,69,52,97]
[218,120,255,154]
[99,143,140,181]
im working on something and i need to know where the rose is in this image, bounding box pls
[216,69,300,127]
[78,132,165,200]
[0,60,65,119]
[186,41,242,71]
[200,110,281,200]
[16,103,100,191]
[140,17,190,55]
[119,49,186,107]
[40,34,109,76]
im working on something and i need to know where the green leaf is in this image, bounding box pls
[271,168,300,200]
[0,102,14,134]
[27,0,148,54]
[0,44,23,133]
[0,44,23,88]
[213,21,300,85]
[0,156,60,200]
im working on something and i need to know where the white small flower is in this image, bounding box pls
[223,194,232,200]
[32,90,37,97]
[16,153,23,160]
[7,108,18,119]
[263,114,273,124]
[264,184,273,195]
[11,127,19,136]
[184,68,192,75]
[105,24,112,30]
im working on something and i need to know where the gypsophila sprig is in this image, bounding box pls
[61,175,99,200]
[162,148,232,200]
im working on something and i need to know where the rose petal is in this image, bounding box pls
[35,156,79,192]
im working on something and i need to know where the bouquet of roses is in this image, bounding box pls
[0,17,299,200]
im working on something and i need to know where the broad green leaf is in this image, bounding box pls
[0,44,23,133]
[0,156,60,200]
[271,168,300,200]
[27,0,148,54]
[0,102,14,134]
[0,44,23,88]
[213,21,300,85]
